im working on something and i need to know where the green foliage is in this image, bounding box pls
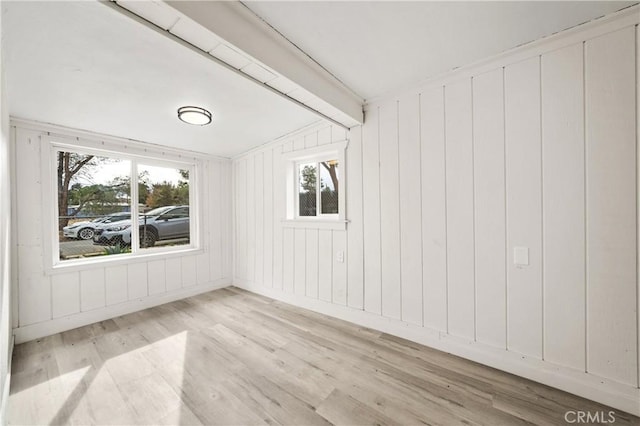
[103,244,131,255]
[146,181,189,208]
[300,165,317,194]
[110,172,151,205]
[68,184,120,215]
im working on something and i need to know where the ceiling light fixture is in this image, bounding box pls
[177,106,212,126]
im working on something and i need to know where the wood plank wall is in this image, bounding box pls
[12,124,233,341]
[233,22,640,404]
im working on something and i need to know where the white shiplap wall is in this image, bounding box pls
[0,5,13,420]
[234,13,640,416]
[11,121,233,343]
[233,122,352,305]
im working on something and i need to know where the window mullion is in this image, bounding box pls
[130,160,139,253]
[316,162,321,217]
[295,162,300,218]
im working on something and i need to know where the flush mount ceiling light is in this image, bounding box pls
[177,106,212,126]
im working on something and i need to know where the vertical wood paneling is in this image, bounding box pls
[17,246,50,325]
[196,253,210,285]
[15,129,43,246]
[16,129,51,325]
[255,153,264,285]
[318,126,331,146]
[318,229,333,302]
[398,93,423,326]
[282,227,294,293]
[379,100,402,320]
[420,86,448,331]
[272,149,285,290]
[346,125,364,310]
[181,256,197,287]
[127,263,148,300]
[13,125,230,336]
[332,231,347,305]
[362,107,382,315]
[105,265,127,306]
[505,56,543,358]
[306,229,319,298]
[263,149,274,287]
[147,260,166,295]
[246,155,256,283]
[80,269,105,311]
[165,257,182,291]
[445,78,475,339]
[293,136,305,151]
[294,228,306,295]
[51,272,79,318]
[229,18,640,400]
[472,69,507,348]
[541,43,586,370]
[210,161,222,281]
[282,140,293,153]
[236,159,247,280]
[637,23,640,391]
[305,132,318,149]
[585,27,637,385]
[224,161,233,279]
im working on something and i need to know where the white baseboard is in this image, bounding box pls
[13,278,231,344]
[235,279,640,417]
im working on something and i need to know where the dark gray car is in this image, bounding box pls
[93,205,190,247]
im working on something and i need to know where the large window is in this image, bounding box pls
[283,141,346,229]
[52,142,197,265]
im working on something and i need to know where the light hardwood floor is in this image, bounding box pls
[9,287,640,425]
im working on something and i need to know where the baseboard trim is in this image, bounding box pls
[14,278,232,344]
[235,280,640,417]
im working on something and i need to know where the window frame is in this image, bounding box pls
[294,158,339,220]
[282,141,347,230]
[44,135,202,271]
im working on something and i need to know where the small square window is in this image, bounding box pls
[296,159,339,218]
[283,141,347,228]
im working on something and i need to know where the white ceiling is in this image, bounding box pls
[4,1,636,157]
[244,1,636,100]
[4,1,320,157]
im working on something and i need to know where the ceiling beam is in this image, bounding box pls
[165,1,364,125]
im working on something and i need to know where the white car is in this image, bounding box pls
[63,212,130,240]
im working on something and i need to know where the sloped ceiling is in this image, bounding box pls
[244,1,636,100]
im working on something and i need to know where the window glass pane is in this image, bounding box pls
[137,165,191,250]
[320,160,339,214]
[58,151,131,260]
[298,163,317,216]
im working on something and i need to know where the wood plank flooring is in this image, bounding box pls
[9,287,639,425]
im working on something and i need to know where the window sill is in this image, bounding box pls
[46,246,204,275]
[281,219,348,230]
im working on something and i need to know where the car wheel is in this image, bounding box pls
[78,228,95,240]
[140,229,157,248]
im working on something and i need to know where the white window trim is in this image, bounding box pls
[42,135,203,273]
[282,140,347,230]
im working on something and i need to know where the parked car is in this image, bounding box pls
[93,206,189,247]
[63,212,130,240]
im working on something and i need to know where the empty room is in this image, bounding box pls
[0,1,639,424]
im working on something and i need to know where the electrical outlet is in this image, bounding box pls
[336,251,344,263]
